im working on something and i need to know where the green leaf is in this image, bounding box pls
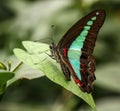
[14,41,96,111]
[0,70,14,84]
[0,69,15,94]
[6,55,44,87]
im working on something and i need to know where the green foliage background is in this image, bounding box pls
[0,0,120,111]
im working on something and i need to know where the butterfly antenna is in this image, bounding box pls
[51,25,55,43]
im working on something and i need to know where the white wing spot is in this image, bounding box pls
[96,12,99,15]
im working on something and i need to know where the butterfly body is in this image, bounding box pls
[50,10,106,93]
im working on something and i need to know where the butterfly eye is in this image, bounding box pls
[50,43,54,49]
[49,45,52,49]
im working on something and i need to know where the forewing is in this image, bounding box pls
[57,9,106,53]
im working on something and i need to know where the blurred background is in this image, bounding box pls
[0,0,120,111]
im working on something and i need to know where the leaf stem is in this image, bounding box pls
[12,62,23,72]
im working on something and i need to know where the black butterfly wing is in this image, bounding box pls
[57,9,106,52]
[56,9,106,93]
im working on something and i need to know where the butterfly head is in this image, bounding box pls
[49,42,56,56]
[49,42,60,62]
[49,42,55,50]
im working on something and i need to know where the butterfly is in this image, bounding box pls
[49,10,106,93]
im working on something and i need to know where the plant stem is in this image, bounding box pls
[12,62,23,72]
